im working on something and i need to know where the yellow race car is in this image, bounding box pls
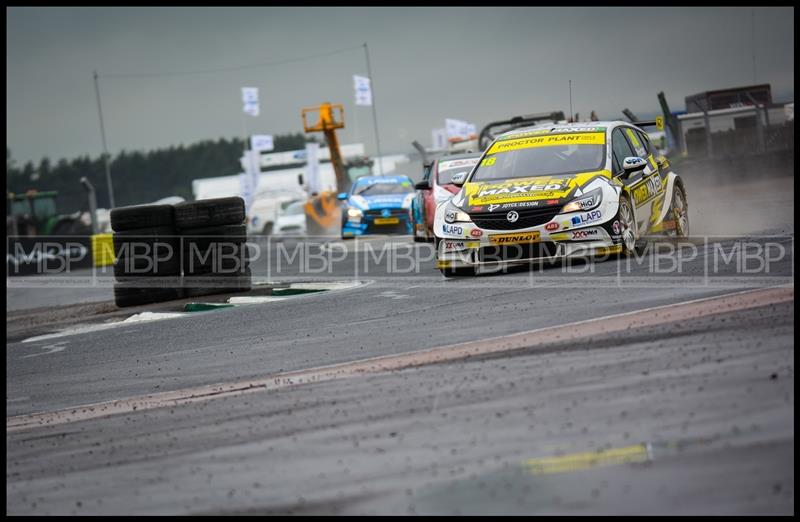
[433,121,689,277]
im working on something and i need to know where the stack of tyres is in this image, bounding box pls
[110,204,183,308]
[176,197,251,297]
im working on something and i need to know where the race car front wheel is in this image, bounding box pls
[617,196,639,256]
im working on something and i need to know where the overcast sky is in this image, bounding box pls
[6,6,794,165]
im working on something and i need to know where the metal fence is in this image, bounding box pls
[676,104,794,159]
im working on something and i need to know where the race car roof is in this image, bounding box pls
[498,121,630,140]
[353,174,412,185]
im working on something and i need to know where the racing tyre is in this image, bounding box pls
[174,197,245,230]
[111,204,175,232]
[183,267,252,297]
[113,255,181,277]
[113,284,183,308]
[113,226,179,256]
[617,195,642,256]
[665,184,689,238]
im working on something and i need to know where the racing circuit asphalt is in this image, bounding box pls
[6,174,795,515]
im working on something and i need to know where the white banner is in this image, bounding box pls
[242,87,259,117]
[353,75,372,106]
[305,142,321,195]
[251,134,274,152]
[239,150,261,212]
[445,118,476,142]
[432,128,448,150]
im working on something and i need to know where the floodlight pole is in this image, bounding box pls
[93,71,115,209]
[363,42,384,175]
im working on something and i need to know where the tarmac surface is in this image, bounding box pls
[6,173,795,514]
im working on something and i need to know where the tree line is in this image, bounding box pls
[6,133,314,214]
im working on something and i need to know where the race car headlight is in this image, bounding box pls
[444,201,471,224]
[561,188,602,213]
[347,208,363,218]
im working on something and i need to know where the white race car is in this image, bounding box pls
[433,121,689,277]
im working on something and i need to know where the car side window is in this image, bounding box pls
[611,128,635,176]
[422,163,432,183]
[624,127,648,158]
[635,129,653,157]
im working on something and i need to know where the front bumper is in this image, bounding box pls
[342,212,413,236]
[434,209,623,269]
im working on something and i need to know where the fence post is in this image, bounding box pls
[754,106,766,153]
[702,110,713,159]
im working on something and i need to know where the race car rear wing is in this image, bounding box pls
[633,118,665,131]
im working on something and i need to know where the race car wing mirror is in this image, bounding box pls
[336,192,349,201]
[450,172,468,186]
[414,180,430,191]
[622,156,648,177]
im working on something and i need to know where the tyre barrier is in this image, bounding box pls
[110,204,181,308]
[177,198,251,298]
[110,198,252,308]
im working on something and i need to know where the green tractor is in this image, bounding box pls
[7,190,91,236]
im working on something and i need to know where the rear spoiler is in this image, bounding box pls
[633,118,665,131]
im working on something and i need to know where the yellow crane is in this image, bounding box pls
[301,102,348,234]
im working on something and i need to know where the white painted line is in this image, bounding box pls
[21,312,187,344]
[228,296,290,304]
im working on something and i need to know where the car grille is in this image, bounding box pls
[469,205,561,230]
[477,242,559,262]
[365,208,407,218]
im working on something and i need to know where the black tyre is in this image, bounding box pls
[111,204,175,232]
[183,267,252,297]
[113,226,179,257]
[113,284,184,308]
[180,224,247,252]
[113,255,181,277]
[665,184,690,238]
[183,253,250,275]
[616,195,643,256]
[174,197,245,230]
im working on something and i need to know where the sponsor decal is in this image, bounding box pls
[441,224,464,236]
[443,240,480,252]
[545,222,559,231]
[470,229,483,238]
[570,210,602,226]
[439,158,479,171]
[488,231,541,245]
[561,220,571,229]
[612,220,621,234]
[464,171,608,206]
[631,174,663,206]
[572,195,598,211]
[595,244,622,256]
[486,132,606,155]
[571,228,600,240]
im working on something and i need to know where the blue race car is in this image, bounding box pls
[338,175,415,238]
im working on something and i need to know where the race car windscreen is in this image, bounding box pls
[354,180,414,196]
[471,133,606,181]
[437,158,479,185]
